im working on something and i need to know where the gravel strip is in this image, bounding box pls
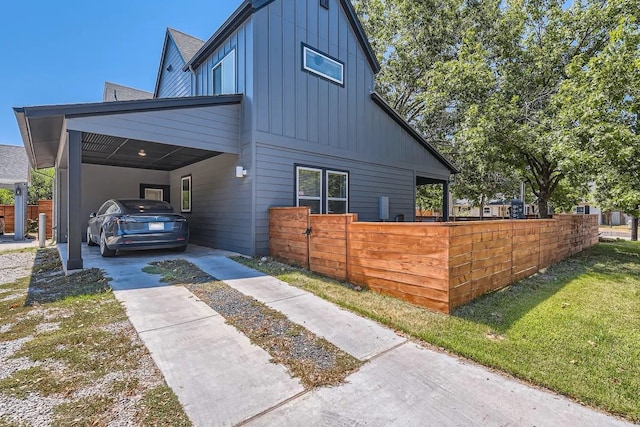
[147,259,362,388]
[0,251,36,286]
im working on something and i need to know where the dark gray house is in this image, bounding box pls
[14,0,456,270]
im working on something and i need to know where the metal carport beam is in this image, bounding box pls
[65,130,83,270]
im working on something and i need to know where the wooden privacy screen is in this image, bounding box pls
[0,200,53,238]
[270,207,599,314]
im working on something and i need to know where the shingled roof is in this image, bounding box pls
[103,82,153,102]
[168,28,205,62]
[0,144,29,188]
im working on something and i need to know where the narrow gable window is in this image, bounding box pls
[302,44,344,86]
[212,49,236,95]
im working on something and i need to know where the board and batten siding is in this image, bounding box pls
[66,105,241,154]
[157,38,191,98]
[192,19,253,135]
[170,154,252,254]
[254,143,416,255]
[250,0,450,179]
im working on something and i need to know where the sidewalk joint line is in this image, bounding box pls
[138,314,218,334]
[263,292,308,305]
[234,389,311,426]
[362,340,408,362]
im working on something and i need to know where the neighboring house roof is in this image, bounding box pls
[370,93,459,174]
[154,28,205,98]
[0,144,29,187]
[184,0,380,73]
[103,82,153,102]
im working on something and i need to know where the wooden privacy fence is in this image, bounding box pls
[0,200,53,238]
[270,207,599,314]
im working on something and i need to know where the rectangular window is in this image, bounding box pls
[302,44,344,86]
[297,167,322,214]
[144,188,163,201]
[212,49,236,95]
[483,206,491,215]
[181,175,192,213]
[296,166,349,214]
[326,171,348,214]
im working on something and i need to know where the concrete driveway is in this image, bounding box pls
[73,243,630,427]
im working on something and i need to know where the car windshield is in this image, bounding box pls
[121,200,173,212]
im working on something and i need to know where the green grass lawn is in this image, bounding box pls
[236,240,640,422]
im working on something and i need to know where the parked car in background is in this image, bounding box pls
[87,199,189,257]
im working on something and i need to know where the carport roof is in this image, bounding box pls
[14,95,242,170]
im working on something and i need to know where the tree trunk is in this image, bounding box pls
[538,198,550,219]
[632,217,639,241]
[479,195,485,221]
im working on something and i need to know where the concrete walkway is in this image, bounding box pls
[0,234,40,252]
[78,244,631,427]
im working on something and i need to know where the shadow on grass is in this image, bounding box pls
[451,240,640,331]
[25,248,111,306]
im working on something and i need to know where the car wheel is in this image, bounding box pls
[175,245,187,253]
[100,231,116,257]
[87,227,97,246]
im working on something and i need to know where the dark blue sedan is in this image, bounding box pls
[87,199,189,257]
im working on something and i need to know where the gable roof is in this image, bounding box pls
[103,82,153,102]
[370,92,459,174]
[154,28,205,98]
[168,28,205,62]
[0,144,29,186]
[183,0,380,73]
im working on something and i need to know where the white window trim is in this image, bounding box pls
[296,166,323,212]
[326,170,348,214]
[181,175,192,213]
[212,49,236,95]
[302,45,344,85]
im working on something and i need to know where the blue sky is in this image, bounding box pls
[0,0,241,147]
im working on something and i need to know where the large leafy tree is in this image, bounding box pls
[355,0,629,218]
[28,168,54,205]
[560,15,640,239]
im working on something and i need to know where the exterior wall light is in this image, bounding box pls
[235,166,247,178]
[138,149,147,157]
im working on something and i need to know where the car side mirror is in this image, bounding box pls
[89,212,97,218]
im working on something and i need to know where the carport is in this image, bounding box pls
[14,95,242,270]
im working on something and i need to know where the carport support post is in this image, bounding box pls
[442,180,450,222]
[66,130,83,270]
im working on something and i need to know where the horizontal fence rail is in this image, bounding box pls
[270,207,599,314]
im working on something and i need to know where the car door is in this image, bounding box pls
[89,201,112,239]
[104,203,123,236]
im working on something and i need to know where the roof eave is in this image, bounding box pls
[183,1,253,72]
[13,108,39,169]
[17,94,243,119]
[153,31,172,98]
[339,0,381,74]
[370,92,459,174]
